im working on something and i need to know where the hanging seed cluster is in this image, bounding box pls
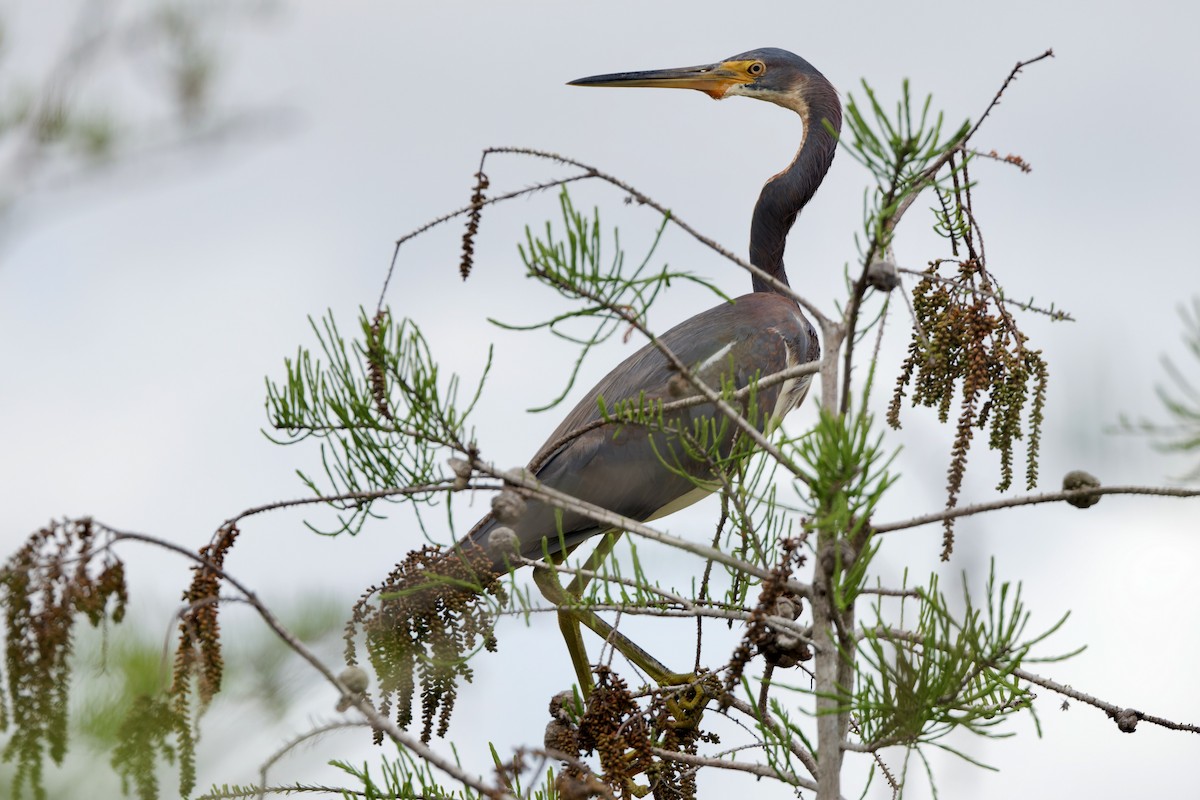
[173,525,239,710]
[166,524,241,795]
[460,170,489,280]
[0,518,128,800]
[724,537,808,695]
[575,666,654,799]
[888,260,1048,559]
[365,309,396,423]
[554,665,718,800]
[346,543,505,744]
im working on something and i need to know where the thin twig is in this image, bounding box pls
[197,785,378,799]
[479,461,812,598]
[696,497,730,672]
[872,485,1200,534]
[858,587,920,598]
[218,479,498,532]
[720,694,820,780]
[848,716,901,798]
[649,747,825,795]
[965,50,1056,142]
[257,722,370,800]
[502,601,814,643]
[375,172,593,312]
[1012,667,1200,734]
[964,148,1033,173]
[758,663,776,718]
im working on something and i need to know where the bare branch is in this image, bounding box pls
[478,461,812,598]
[873,485,1200,534]
[649,747,826,796]
[720,694,821,780]
[1012,667,1200,735]
[375,172,594,312]
[256,721,370,800]
[504,598,815,644]
[218,479,500,532]
[965,50,1056,142]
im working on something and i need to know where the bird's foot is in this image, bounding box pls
[660,671,721,731]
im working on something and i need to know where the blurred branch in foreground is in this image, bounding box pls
[1117,296,1200,482]
[0,0,290,250]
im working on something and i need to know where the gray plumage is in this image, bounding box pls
[466,291,817,567]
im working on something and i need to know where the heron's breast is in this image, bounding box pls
[766,312,818,429]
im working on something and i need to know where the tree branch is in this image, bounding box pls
[478,461,812,598]
[1012,667,1200,735]
[872,485,1200,534]
[649,747,827,796]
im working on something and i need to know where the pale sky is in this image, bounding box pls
[2,2,1198,798]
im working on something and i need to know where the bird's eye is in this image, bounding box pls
[748,61,766,76]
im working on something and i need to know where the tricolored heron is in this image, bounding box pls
[463,48,841,687]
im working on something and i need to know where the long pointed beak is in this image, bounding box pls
[568,61,755,100]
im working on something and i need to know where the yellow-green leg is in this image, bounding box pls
[532,564,596,694]
[532,533,691,692]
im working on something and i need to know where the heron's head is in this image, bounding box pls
[568,47,827,112]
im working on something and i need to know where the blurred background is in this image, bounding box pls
[1,1,1197,797]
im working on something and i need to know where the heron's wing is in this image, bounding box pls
[467,292,817,563]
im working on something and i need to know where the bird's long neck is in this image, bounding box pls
[749,76,842,294]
